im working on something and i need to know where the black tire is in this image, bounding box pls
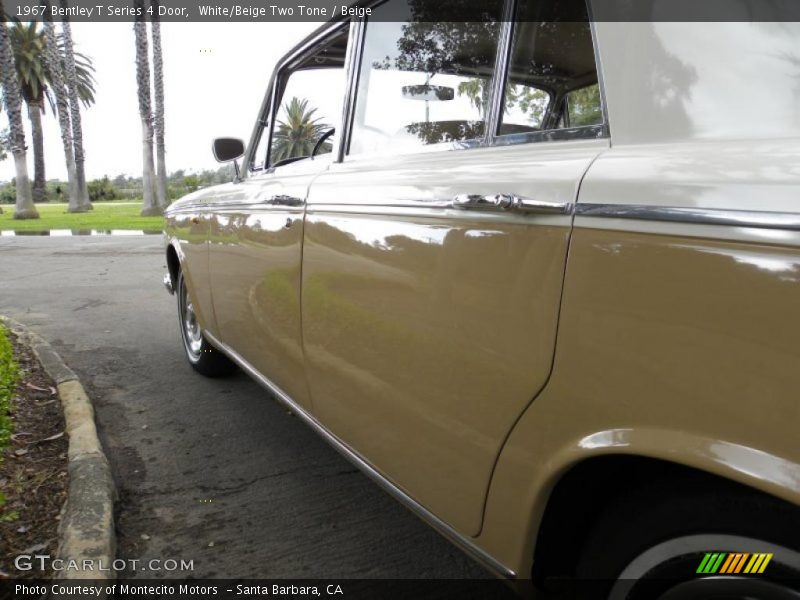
[176,270,236,377]
[574,477,800,600]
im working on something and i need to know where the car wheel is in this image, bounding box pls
[574,479,800,600]
[176,270,236,377]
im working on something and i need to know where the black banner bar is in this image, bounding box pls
[2,0,800,22]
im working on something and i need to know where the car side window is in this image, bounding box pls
[348,0,504,157]
[252,27,349,171]
[498,0,602,136]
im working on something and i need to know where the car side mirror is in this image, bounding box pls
[212,137,245,163]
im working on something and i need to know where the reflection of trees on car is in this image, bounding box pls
[457,78,549,126]
[404,120,484,145]
[505,85,549,125]
[370,2,501,146]
[377,1,501,74]
[567,84,601,126]
[271,97,331,163]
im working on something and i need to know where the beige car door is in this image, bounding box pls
[208,24,351,410]
[302,0,607,536]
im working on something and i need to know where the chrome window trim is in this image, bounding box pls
[492,124,606,146]
[336,19,365,163]
[202,330,517,580]
[587,17,612,137]
[483,0,517,146]
[575,204,800,231]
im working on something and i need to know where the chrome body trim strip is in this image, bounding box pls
[203,330,516,580]
[575,204,800,231]
[304,202,573,227]
[202,202,306,212]
[164,203,205,217]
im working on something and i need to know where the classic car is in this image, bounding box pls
[163,1,800,596]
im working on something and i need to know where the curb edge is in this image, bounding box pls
[1,316,117,581]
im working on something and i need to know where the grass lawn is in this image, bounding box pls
[0,202,165,232]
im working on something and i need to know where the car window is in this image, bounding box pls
[253,27,349,171]
[565,83,602,127]
[498,0,601,137]
[270,68,343,167]
[348,0,504,157]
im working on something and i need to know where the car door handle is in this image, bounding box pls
[268,194,304,207]
[452,194,572,215]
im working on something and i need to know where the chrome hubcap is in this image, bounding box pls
[610,534,800,600]
[179,279,203,358]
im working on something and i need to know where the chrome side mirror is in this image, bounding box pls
[212,137,245,163]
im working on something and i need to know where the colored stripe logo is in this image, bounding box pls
[697,552,773,574]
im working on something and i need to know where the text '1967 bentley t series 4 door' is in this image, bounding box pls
[164,1,800,596]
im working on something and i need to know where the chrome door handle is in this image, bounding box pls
[268,194,304,207]
[452,194,572,215]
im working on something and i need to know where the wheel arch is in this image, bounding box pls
[165,240,182,290]
[480,415,800,579]
[528,451,800,585]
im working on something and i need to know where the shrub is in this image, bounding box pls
[87,176,120,202]
[0,323,18,456]
[0,180,16,205]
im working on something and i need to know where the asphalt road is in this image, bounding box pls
[0,235,489,580]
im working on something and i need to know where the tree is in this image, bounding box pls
[8,18,95,209]
[60,0,92,211]
[151,1,168,209]
[0,20,38,219]
[8,23,48,203]
[134,3,160,216]
[40,14,77,210]
[271,97,331,163]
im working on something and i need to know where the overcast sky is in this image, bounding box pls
[1,21,319,182]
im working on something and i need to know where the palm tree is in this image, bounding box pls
[8,23,47,203]
[0,20,38,219]
[41,15,77,211]
[7,20,95,210]
[60,0,92,212]
[134,4,159,216]
[271,97,331,163]
[151,1,168,209]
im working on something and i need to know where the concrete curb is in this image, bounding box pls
[1,316,116,580]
